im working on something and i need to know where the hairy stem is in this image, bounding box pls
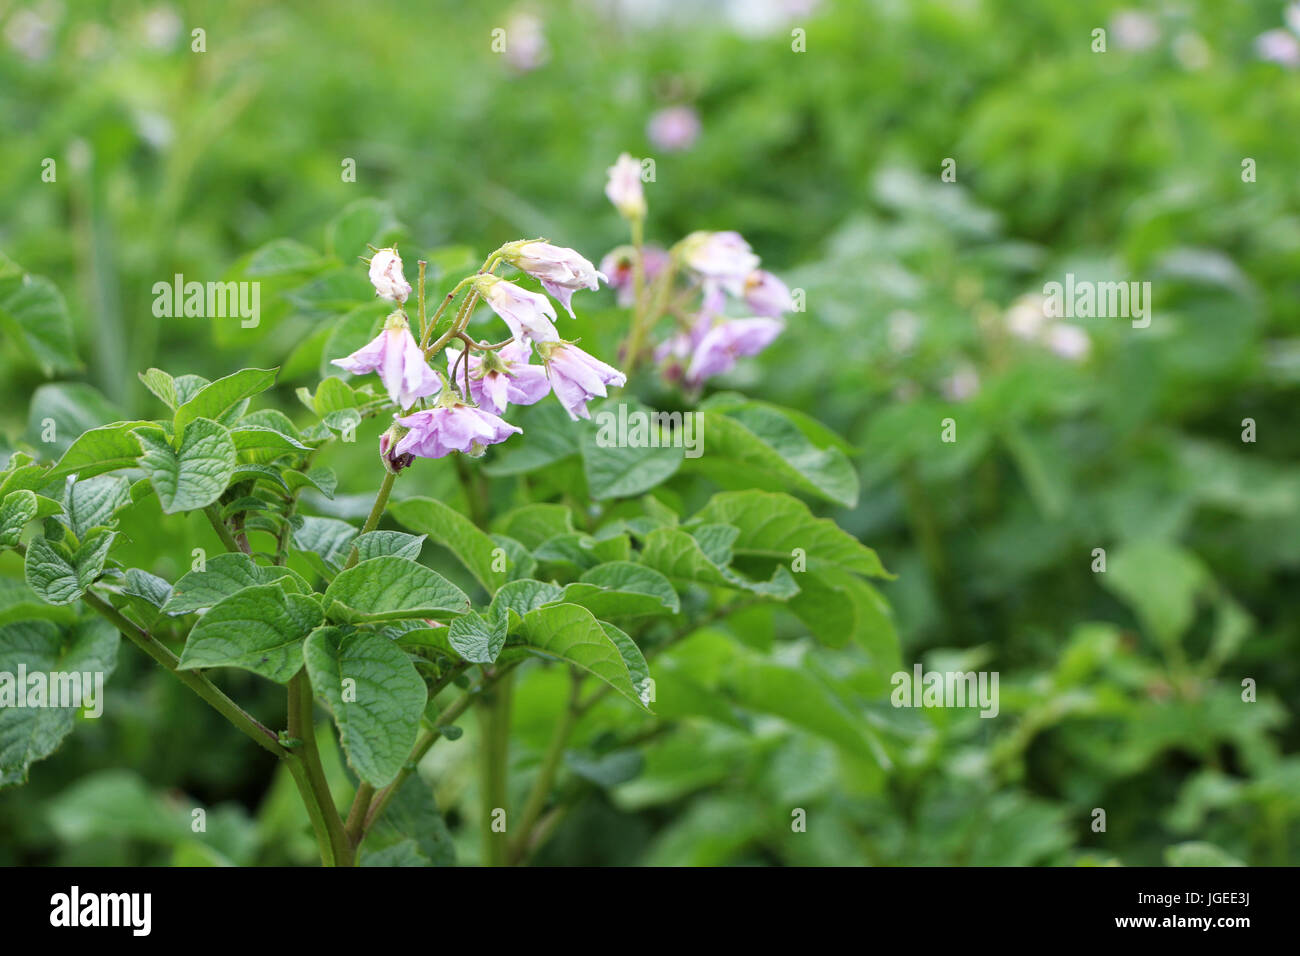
[288,671,352,866]
[343,471,396,570]
[203,504,246,554]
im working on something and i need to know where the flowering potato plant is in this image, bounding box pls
[0,157,892,866]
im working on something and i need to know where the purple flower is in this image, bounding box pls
[601,244,669,307]
[741,270,793,317]
[605,153,646,221]
[680,231,760,287]
[474,275,560,343]
[538,342,628,420]
[647,105,701,152]
[368,248,412,304]
[393,402,522,460]
[332,319,441,409]
[685,317,783,386]
[503,241,606,318]
[445,340,551,415]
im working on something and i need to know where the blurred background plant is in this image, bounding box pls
[1,0,1298,866]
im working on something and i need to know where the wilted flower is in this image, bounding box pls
[368,248,412,304]
[501,241,606,318]
[1256,29,1300,67]
[445,340,550,415]
[679,231,760,287]
[474,275,560,343]
[1044,323,1091,361]
[393,399,522,460]
[601,245,669,306]
[332,314,441,409]
[647,105,701,152]
[742,270,794,317]
[538,342,628,420]
[379,424,415,474]
[685,317,783,386]
[605,153,647,221]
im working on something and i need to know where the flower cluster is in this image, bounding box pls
[333,240,624,470]
[600,153,790,389]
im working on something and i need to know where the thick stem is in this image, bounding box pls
[479,669,514,866]
[203,504,245,554]
[288,671,352,866]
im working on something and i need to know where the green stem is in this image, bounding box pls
[361,682,479,833]
[344,782,375,848]
[203,504,245,554]
[343,471,396,570]
[288,671,352,866]
[79,589,286,758]
[509,669,581,865]
[480,669,514,866]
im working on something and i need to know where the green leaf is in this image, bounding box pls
[303,627,427,787]
[323,556,471,623]
[503,603,652,710]
[361,775,455,866]
[64,475,130,539]
[138,368,179,410]
[0,491,39,548]
[490,503,574,550]
[0,578,79,627]
[178,584,324,683]
[580,402,684,499]
[163,553,309,616]
[561,562,680,618]
[174,368,278,434]
[481,403,581,477]
[24,530,116,605]
[352,531,425,562]
[1103,541,1209,646]
[25,383,121,456]
[0,619,118,787]
[327,198,400,261]
[284,467,337,499]
[46,421,150,481]
[291,516,359,574]
[446,611,508,663]
[788,568,899,668]
[641,526,799,598]
[598,620,654,706]
[691,400,859,507]
[1164,841,1244,867]
[230,425,310,462]
[692,490,891,578]
[136,419,237,514]
[388,496,507,594]
[245,238,327,277]
[0,257,80,374]
[489,579,565,619]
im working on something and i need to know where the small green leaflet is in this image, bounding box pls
[177,584,324,683]
[135,419,237,514]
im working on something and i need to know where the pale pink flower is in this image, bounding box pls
[445,340,550,415]
[393,402,521,460]
[1044,323,1091,361]
[1256,29,1300,67]
[741,270,793,317]
[680,231,760,287]
[539,342,628,420]
[685,317,783,386]
[475,275,560,343]
[503,11,549,72]
[605,153,647,221]
[941,364,979,402]
[332,319,440,409]
[1110,11,1159,52]
[1005,294,1049,340]
[601,245,669,307]
[368,248,412,303]
[503,241,606,318]
[647,106,701,152]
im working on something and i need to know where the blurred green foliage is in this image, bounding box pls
[1,0,1298,866]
